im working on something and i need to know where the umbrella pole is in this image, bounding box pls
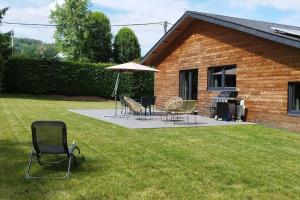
[112,72,120,117]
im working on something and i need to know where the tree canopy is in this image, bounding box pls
[113,27,141,64]
[0,7,11,92]
[13,38,58,59]
[50,0,90,61]
[50,0,113,63]
[83,11,112,63]
[112,27,150,98]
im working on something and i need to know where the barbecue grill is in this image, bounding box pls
[212,91,243,121]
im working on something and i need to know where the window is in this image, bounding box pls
[179,69,198,100]
[208,65,236,90]
[288,82,300,115]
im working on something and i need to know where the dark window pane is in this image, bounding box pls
[183,72,189,99]
[224,67,236,87]
[208,65,236,89]
[192,71,198,100]
[210,68,222,88]
[291,83,300,111]
[179,69,198,100]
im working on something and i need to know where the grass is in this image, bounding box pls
[0,94,300,200]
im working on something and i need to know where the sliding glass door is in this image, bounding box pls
[179,69,198,100]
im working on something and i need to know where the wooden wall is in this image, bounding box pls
[151,20,300,131]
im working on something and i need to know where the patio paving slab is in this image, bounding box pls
[68,109,255,129]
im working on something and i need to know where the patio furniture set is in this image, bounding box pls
[120,96,198,124]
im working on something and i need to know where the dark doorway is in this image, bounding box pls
[179,69,198,100]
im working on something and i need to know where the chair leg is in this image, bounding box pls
[194,115,197,124]
[72,154,77,166]
[25,150,36,179]
[173,114,176,125]
[25,150,73,179]
[164,112,168,121]
[64,156,72,179]
[75,146,80,154]
[163,112,167,122]
[187,114,190,124]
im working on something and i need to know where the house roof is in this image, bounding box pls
[141,11,300,65]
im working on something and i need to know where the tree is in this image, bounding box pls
[112,28,151,98]
[113,27,141,63]
[83,11,112,62]
[42,44,58,59]
[13,38,58,59]
[50,0,90,61]
[0,7,11,92]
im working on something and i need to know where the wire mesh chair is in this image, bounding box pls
[171,100,198,124]
[120,95,128,115]
[25,121,80,179]
[160,97,183,121]
[163,97,183,110]
[124,97,145,118]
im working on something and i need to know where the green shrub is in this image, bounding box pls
[4,58,154,98]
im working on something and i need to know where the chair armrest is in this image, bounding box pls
[70,141,77,149]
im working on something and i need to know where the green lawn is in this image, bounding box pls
[0,95,300,200]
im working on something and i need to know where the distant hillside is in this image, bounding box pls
[13,38,59,59]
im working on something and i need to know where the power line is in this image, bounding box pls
[0,24,55,29]
[1,21,173,28]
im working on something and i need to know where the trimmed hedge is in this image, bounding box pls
[4,58,154,98]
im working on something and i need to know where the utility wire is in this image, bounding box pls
[1,21,173,28]
[0,24,55,28]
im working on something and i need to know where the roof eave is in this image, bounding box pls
[141,11,300,65]
[189,12,300,49]
[140,12,192,65]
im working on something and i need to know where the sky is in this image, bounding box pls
[0,0,300,55]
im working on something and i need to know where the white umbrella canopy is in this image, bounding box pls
[105,62,159,72]
[105,62,159,117]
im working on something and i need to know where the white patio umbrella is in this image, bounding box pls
[105,62,159,117]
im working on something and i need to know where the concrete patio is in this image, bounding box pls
[69,109,255,129]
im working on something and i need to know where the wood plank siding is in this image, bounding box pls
[151,20,300,131]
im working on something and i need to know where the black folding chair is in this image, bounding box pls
[141,96,152,115]
[150,96,156,115]
[25,121,80,179]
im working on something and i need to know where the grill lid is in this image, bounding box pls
[217,91,238,98]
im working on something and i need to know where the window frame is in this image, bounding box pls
[207,65,237,91]
[288,82,300,115]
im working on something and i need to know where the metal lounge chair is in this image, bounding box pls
[26,121,80,179]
